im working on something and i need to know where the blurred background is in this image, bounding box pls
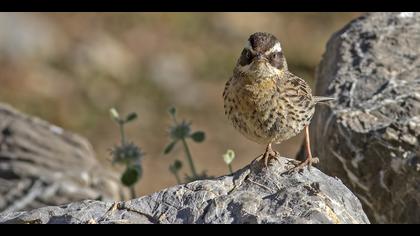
[0,12,361,196]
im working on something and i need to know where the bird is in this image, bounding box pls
[223,32,333,171]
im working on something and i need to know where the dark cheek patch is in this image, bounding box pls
[238,49,253,66]
[269,54,283,69]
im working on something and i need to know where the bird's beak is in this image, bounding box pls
[252,54,268,69]
[254,54,266,62]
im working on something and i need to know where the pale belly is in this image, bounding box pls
[224,80,314,145]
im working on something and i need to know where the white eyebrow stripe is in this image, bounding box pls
[265,42,282,55]
[244,40,256,53]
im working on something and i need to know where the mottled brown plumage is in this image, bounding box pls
[223,32,333,170]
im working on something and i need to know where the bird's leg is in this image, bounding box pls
[253,143,279,167]
[262,143,279,167]
[287,126,319,172]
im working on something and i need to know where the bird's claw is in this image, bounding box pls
[263,151,280,168]
[285,157,319,174]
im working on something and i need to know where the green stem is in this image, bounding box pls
[173,172,181,184]
[228,164,233,174]
[171,114,178,125]
[129,186,136,199]
[181,138,198,178]
[119,122,126,146]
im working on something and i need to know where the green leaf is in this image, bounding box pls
[173,160,182,170]
[164,141,177,154]
[133,164,143,179]
[223,149,235,165]
[168,107,176,116]
[125,112,138,123]
[169,160,182,174]
[190,131,205,143]
[110,108,120,122]
[121,166,140,187]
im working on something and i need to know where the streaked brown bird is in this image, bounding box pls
[223,32,333,171]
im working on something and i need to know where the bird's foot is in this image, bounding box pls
[261,150,280,168]
[253,151,279,167]
[285,156,319,174]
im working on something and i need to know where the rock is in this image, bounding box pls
[0,103,129,213]
[0,13,64,62]
[0,157,369,224]
[300,12,420,223]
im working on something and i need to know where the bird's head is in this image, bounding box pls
[235,32,287,77]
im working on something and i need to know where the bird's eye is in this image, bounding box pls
[239,49,253,66]
[245,50,252,60]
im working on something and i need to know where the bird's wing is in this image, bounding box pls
[277,72,314,109]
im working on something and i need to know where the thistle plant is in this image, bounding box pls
[109,108,144,199]
[164,107,207,183]
[169,159,183,184]
[222,149,235,174]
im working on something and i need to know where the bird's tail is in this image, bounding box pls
[314,96,335,104]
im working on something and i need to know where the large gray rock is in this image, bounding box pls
[0,157,369,224]
[0,103,129,213]
[303,12,420,223]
